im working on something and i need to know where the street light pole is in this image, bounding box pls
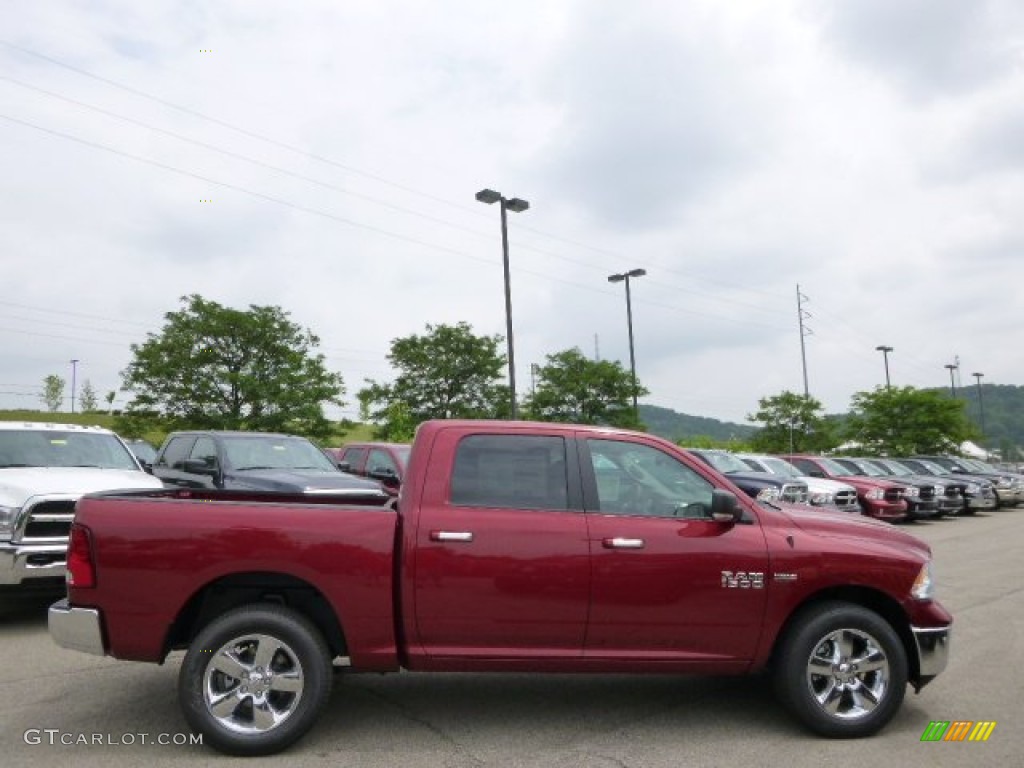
[972,372,986,442]
[875,345,893,389]
[945,363,958,398]
[70,358,80,413]
[476,188,529,420]
[608,268,646,422]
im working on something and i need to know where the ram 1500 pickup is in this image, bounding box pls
[49,420,951,756]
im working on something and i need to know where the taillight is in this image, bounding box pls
[66,524,96,588]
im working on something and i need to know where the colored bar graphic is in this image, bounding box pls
[968,722,997,742]
[921,720,996,743]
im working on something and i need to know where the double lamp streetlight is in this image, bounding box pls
[477,189,646,423]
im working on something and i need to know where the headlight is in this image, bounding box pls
[810,492,833,505]
[0,505,20,538]
[865,488,884,500]
[933,484,945,494]
[756,487,780,502]
[964,482,980,494]
[904,487,919,498]
[994,477,1012,488]
[911,561,935,600]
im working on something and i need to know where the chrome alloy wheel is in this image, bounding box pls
[203,633,305,734]
[805,628,890,720]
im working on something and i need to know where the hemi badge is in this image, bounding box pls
[774,573,798,582]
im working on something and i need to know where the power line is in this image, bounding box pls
[0,41,792,313]
[1,113,793,335]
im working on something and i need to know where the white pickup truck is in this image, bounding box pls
[0,421,164,593]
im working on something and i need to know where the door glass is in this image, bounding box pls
[450,434,568,510]
[368,448,398,475]
[588,439,714,518]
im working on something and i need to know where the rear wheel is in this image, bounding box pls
[774,602,907,738]
[179,604,332,756]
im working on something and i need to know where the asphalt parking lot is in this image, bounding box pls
[1,508,1021,768]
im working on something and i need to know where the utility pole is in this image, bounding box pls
[796,285,812,397]
[70,359,80,413]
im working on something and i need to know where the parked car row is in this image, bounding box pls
[679,448,1023,524]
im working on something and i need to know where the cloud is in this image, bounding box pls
[537,2,779,228]
[813,0,1022,98]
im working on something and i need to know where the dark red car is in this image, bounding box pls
[331,442,410,494]
[782,454,909,522]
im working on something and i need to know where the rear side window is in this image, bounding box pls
[159,436,194,469]
[450,435,567,510]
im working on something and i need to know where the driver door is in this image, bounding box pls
[581,436,770,663]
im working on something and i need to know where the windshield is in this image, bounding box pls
[221,436,338,471]
[759,457,801,478]
[697,451,750,474]
[964,459,996,473]
[873,459,911,477]
[0,429,140,470]
[917,459,951,475]
[815,457,853,476]
[848,458,887,477]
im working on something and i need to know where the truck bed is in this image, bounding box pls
[70,489,400,669]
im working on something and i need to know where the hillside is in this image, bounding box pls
[639,404,756,443]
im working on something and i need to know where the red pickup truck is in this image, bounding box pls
[49,420,951,756]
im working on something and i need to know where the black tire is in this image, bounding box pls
[179,604,333,756]
[773,601,907,738]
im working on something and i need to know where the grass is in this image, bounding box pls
[0,410,378,449]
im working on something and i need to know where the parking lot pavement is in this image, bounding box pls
[1,509,1021,767]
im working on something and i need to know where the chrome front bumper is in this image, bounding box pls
[0,542,67,585]
[912,624,951,681]
[48,598,106,656]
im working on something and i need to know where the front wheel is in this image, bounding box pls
[179,604,333,756]
[774,602,908,738]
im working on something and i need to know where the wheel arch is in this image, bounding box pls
[769,587,920,681]
[164,571,347,660]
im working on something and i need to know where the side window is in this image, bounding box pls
[367,448,398,475]
[159,437,194,469]
[450,435,568,510]
[189,436,218,469]
[587,439,714,518]
[340,447,368,472]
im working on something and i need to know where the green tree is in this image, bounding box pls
[844,386,974,455]
[523,347,648,429]
[358,322,508,439]
[40,374,65,412]
[105,390,117,415]
[120,294,344,440]
[747,390,836,453]
[78,380,99,412]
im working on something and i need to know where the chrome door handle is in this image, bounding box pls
[602,537,645,549]
[430,530,474,543]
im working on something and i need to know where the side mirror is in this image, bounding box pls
[183,457,218,476]
[369,466,399,484]
[337,461,351,472]
[140,461,154,474]
[709,489,742,522]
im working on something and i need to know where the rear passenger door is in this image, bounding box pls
[412,430,590,661]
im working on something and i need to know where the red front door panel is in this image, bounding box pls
[584,514,770,661]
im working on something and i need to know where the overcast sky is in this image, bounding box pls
[2,0,1022,426]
